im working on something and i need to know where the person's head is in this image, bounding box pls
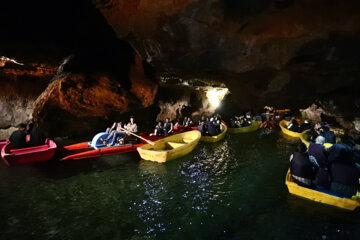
[206,117,209,121]
[315,136,325,145]
[130,117,134,123]
[296,143,307,153]
[18,123,27,131]
[314,122,321,130]
[201,121,205,126]
[201,116,205,120]
[184,117,187,121]
[165,118,170,123]
[118,121,123,127]
[158,121,163,126]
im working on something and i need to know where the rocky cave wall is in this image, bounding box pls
[1,0,360,137]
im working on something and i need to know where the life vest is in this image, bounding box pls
[290,152,316,179]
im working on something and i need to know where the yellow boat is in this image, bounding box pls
[137,130,201,163]
[279,120,303,138]
[300,130,334,148]
[285,170,360,210]
[199,123,227,142]
[227,120,262,134]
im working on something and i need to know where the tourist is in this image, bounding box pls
[9,123,27,149]
[164,118,173,134]
[287,118,299,132]
[125,117,138,133]
[198,116,205,126]
[185,117,193,127]
[290,143,318,186]
[206,118,219,136]
[309,136,331,189]
[182,117,188,126]
[330,155,360,197]
[321,126,336,144]
[197,121,207,136]
[309,122,322,142]
[101,122,125,146]
[299,119,312,132]
[28,122,46,147]
[152,121,165,136]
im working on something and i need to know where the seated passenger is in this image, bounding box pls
[101,122,125,146]
[290,143,318,186]
[164,118,173,134]
[152,121,165,136]
[287,118,299,132]
[182,117,188,126]
[212,117,221,133]
[197,121,207,135]
[124,117,138,143]
[28,123,46,147]
[198,116,205,126]
[299,119,312,132]
[330,158,360,198]
[321,126,336,144]
[309,122,322,142]
[185,117,193,127]
[229,118,237,128]
[206,119,219,136]
[9,123,28,149]
[309,136,331,189]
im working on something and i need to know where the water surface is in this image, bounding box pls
[0,131,359,240]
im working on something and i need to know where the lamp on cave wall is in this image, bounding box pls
[206,88,229,109]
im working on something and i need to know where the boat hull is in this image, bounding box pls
[285,170,360,210]
[1,139,57,166]
[279,120,303,138]
[137,130,201,163]
[227,121,261,134]
[61,128,188,160]
[198,123,227,142]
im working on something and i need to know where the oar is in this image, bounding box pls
[119,127,155,145]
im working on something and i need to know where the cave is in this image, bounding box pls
[1,0,360,239]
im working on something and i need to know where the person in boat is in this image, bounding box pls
[152,121,165,136]
[287,118,299,132]
[329,148,360,197]
[213,116,222,133]
[101,122,126,146]
[124,117,138,133]
[124,117,138,143]
[309,136,331,189]
[198,116,206,126]
[229,118,237,128]
[28,122,46,147]
[185,117,193,127]
[290,143,318,186]
[197,121,207,135]
[182,117,188,126]
[321,126,336,144]
[299,119,312,132]
[9,123,28,149]
[164,118,173,134]
[206,118,219,136]
[308,122,322,142]
[173,120,180,130]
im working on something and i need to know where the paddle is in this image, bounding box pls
[119,127,155,145]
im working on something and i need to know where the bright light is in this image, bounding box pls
[206,88,229,109]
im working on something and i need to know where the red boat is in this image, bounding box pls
[61,128,188,161]
[0,139,57,166]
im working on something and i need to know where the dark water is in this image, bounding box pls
[0,131,359,240]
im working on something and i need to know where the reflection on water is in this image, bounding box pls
[0,131,359,240]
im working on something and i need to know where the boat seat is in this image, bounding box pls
[166,142,185,149]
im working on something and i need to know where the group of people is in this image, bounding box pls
[9,123,45,149]
[150,118,174,136]
[290,139,360,198]
[197,115,223,136]
[229,112,253,128]
[100,117,138,146]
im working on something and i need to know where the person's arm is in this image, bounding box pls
[287,123,293,129]
[289,154,293,162]
[109,122,116,132]
[133,124,138,133]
